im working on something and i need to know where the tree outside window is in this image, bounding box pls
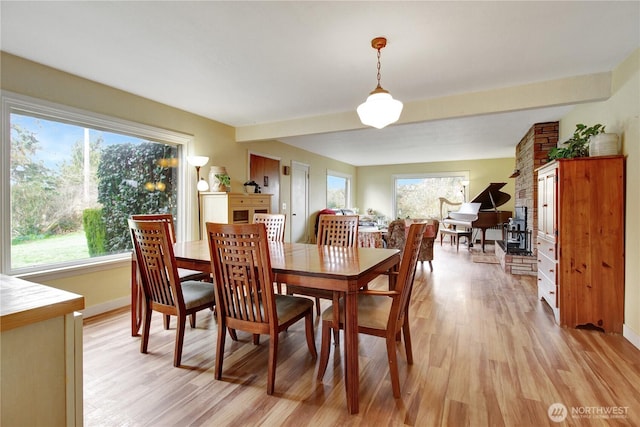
[5,102,184,273]
[394,173,468,219]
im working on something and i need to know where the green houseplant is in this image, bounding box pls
[215,173,231,191]
[548,123,605,160]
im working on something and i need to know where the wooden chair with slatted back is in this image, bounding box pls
[316,214,359,247]
[206,222,317,395]
[131,213,211,330]
[128,219,216,367]
[253,213,286,242]
[253,213,287,295]
[287,214,360,316]
[317,222,427,398]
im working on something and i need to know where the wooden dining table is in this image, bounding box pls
[130,240,400,414]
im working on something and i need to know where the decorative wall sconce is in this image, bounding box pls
[509,169,520,178]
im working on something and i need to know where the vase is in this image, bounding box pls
[589,133,620,157]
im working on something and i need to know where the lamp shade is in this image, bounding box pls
[196,179,210,192]
[186,156,209,167]
[357,91,403,129]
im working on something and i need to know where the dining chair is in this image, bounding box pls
[253,213,286,242]
[128,218,216,367]
[288,214,360,316]
[206,222,317,395]
[317,222,427,398]
[253,213,287,294]
[131,213,211,330]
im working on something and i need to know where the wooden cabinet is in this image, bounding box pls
[536,156,625,333]
[1,275,85,426]
[200,192,272,231]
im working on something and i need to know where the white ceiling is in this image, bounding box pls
[1,1,639,166]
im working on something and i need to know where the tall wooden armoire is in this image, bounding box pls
[536,155,625,333]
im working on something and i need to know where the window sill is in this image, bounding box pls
[14,256,131,282]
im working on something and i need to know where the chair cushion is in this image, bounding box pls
[181,281,215,309]
[178,268,210,282]
[274,294,314,324]
[321,294,391,330]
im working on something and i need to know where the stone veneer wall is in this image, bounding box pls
[502,122,558,275]
[513,122,558,240]
[495,243,537,276]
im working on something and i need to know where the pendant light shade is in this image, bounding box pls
[357,37,403,129]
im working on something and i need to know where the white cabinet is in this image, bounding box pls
[1,275,84,427]
[200,192,272,231]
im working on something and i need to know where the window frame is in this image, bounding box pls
[392,171,470,219]
[326,170,352,209]
[1,90,194,277]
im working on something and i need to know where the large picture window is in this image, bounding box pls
[1,92,191,275]
[393,172,469,219]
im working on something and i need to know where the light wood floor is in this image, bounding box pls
[83,243,640,426]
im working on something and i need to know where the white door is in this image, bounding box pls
[290,162,309,243]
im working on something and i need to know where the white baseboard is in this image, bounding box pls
[623,324,640,350]
[82,296,130,319]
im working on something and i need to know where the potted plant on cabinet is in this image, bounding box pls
[548,123,605,160]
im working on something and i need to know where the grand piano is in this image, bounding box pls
[443,182,512,252]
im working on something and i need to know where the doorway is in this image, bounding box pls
[249,153,280,215]
[290,161,309,243]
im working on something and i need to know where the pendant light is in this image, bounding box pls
[356,37,403,129]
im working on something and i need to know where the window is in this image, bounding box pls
[326,171,351,209]
[1,92,192,275]
[393,172,469,219]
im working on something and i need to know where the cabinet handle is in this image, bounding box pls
[549,291,555,294]
[543,204,548,207]
[549,269,554,273]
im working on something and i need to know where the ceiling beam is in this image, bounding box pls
[236,72,611,142]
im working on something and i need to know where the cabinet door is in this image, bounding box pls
[537,166,557,241]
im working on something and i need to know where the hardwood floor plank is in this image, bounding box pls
[82,243,640,426]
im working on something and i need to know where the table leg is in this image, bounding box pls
[343,289,359,414]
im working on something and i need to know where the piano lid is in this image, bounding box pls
[470,182,511,211]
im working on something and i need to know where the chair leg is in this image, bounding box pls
[228,328,238,341]
[253,334,260,345]
[304,311,317,359]
[164,314,170,330]
[429,260,433,272]
[317,320,332,381]
[140,303,152,354]
[189,313,196,328]
[174,315,186,367]
[267,333,278,395]
[214,320,227,380]
[315,297,321,317]
[386,335,401,398]
[402,318,414,365]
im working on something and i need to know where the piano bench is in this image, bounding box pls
[439,228,472,252]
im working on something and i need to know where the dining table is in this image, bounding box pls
[130,240,400,414]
